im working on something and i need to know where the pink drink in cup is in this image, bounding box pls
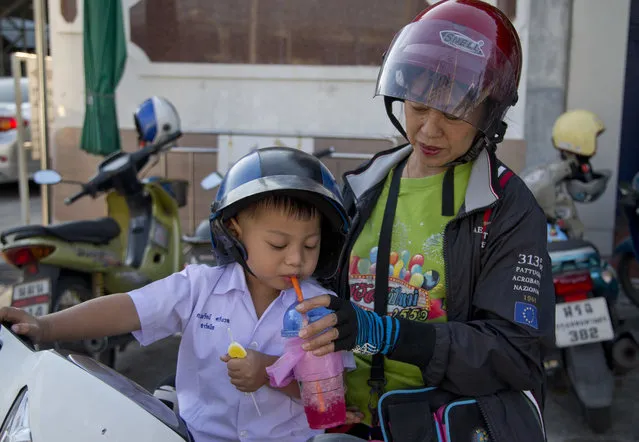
[279,277,347,429]
[288,338,347,429]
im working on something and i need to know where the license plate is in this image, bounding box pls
[11,279,51,317]
[555,297,614,347]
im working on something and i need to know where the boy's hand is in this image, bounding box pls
[220,349,269,393]
[0,306,46,343]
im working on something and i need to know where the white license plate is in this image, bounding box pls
[11,279,51,317]
[555,297,614,348]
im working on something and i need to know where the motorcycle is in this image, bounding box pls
[0,323,363,442]
[522,110,637,433]
[614,172,639,308]
[0,322,192,441]
[0,131,185,367]
[543,226,623,433]
[181,171,223,266]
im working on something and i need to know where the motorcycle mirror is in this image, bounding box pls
[201,172,223,190]
[33,169,62,185]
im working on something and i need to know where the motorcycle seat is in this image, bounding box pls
[0,217,121,246]
[547,238,599,254]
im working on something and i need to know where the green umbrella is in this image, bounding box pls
[80,0,127,156]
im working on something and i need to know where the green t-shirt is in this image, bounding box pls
[346,162,472,425]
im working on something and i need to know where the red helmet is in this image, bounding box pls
[376,0,522,142]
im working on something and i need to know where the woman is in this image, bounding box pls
[298,0,553,440]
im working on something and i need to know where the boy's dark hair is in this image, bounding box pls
[239,193,319,220]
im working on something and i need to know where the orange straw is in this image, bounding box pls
[291,276,304,303]
[292,276,327,412]
[315,381,327,412]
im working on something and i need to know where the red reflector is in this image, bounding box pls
[2,246,55,267]
[0,116,17,132]
[553,271,593,297]
[11,248,33,266]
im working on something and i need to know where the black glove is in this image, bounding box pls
[328,296,400,355]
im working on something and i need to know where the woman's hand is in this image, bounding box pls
[296,295,359,356]
[297,295,401,357]
[220,349,270,393]
[0,306,47,343]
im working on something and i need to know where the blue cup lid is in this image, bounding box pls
[281,302,333,337]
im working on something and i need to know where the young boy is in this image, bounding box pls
[0,147,357,442]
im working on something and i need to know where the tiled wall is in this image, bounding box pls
[52,128,525,234]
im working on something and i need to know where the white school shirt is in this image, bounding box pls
[129,263,355,442]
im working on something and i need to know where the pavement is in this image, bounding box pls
[1,183,639,441]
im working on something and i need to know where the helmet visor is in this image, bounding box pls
[375,19,518,133]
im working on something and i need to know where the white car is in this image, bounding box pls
[0,77,38,184]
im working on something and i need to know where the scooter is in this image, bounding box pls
[522,111,638,432]
[543,225,622,433]
[614,173,639,308]
[0,132,185,367]
[0,323,192,441]
[0,323,362,442]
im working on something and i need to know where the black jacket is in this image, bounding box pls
[334,144,554,439]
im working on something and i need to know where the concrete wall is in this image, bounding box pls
[566,0,631,255]
[46,0,530,229]
[524,0,572,169]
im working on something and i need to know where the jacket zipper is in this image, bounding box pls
[442,201,499,316]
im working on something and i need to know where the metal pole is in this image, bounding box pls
[12,53,30,225]
[33,0,51,225]
[189,151,196,234]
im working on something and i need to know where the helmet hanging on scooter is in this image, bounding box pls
[552,109,605,158]
[552,110,610,203]
[209,147,349,279]
[133,96,181,146]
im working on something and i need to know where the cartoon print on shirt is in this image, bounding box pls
[349,243,446,323]
[347,162,473,325]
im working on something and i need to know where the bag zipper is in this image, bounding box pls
[477,400,499,442]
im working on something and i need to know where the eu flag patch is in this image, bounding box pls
[514,302,538,329]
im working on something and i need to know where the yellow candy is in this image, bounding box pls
[228,342,247,359]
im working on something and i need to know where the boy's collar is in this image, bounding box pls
[217,263,299,307]
[215,263,250,295]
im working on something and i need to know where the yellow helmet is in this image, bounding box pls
[551,110,605,157]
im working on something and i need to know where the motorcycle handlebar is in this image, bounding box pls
[313,147,335,160]
[64,132,184,205]
[65,187,89,205]
[131,131,183,166]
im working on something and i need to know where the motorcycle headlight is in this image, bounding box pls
[0,388,31,442]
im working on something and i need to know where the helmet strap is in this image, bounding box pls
[226,218,258,278]
[210,217,257,277]
[443,119,507,167]
[441,166,456,216]
[384,96,408,141]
